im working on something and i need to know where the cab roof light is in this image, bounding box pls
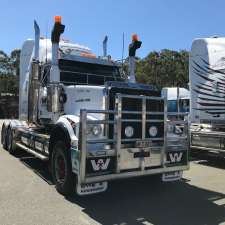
[54,15,62,24]
[129,33,142,57]
[132,33,138,41]
[51,16,65,43]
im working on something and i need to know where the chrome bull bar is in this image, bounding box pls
[79,93,189,184]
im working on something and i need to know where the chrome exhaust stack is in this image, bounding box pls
[50,16,65,82]
[47,16,65,119]
[28,21,41,124]
[103,35,108,57]
[34,20,40,62]
[128,34,142,83]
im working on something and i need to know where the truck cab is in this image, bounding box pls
[1,16,189,196]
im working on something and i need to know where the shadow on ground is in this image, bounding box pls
[66,178,225,225]
[14,149,225,225]
[14,149,53,185]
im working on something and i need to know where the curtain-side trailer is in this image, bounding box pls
[190,37,225,158]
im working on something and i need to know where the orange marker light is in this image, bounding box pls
[132,33,138,41]
[80,53,96,59]
[54,15,62,23]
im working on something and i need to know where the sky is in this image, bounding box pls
[1,0,225,60]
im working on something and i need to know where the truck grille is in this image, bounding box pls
[106,82,164,141]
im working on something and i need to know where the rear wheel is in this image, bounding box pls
[7,127,17,155]
[51,141,76,196]
[1,124,7,150]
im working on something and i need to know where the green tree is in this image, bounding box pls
[10,49,21,76]
[0,49,20,95]
[135,49,189,88]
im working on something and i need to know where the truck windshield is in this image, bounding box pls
[59,59,124,85]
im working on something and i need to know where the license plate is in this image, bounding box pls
[162,171,183,182]
[135,140,152,148]
[134,151,150,158]
[76,182,108,195]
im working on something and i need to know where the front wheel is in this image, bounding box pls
[51,141,76,196]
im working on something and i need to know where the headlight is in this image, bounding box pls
[149,126,158,137]
[90,125,102,136]
[125,126,134,138]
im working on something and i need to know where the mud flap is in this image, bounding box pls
[162,171,183,182]
[76,181,108,195]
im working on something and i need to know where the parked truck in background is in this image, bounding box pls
[1,16,189,196]
[162,87,189,113]
[190,36,225,158]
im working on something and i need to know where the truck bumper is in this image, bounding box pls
[77,94,189,185]
[81,164,189,184]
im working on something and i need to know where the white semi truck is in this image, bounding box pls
[1,16,189,196]
[190,36,225,157]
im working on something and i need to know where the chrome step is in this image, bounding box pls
[191,145,225,153]
[16,142,49,161]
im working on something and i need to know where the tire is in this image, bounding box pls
[51,141,76,196]
[1,124,7,150]
[7,127,17,155]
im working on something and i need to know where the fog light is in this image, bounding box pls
[91,125,102,136]
[125,126,134,138]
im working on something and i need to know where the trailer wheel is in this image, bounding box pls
[1,124,7,150]
[51,141,76,196]
[7,127,17,155]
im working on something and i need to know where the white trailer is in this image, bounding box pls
[1,16,189,196]
[190,36,225,157]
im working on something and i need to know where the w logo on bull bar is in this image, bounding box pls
[91,158,110,171]
[168,152,183,163]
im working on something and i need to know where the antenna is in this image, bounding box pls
[45,20,48,63]
[122,32,125,65]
